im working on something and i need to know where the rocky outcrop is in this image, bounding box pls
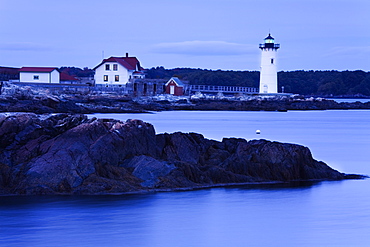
[0,113,364,195]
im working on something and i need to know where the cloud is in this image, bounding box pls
[0,42,53,51]
[150,40,256,56]
[324,46,370,57]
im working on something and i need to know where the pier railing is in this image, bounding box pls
[189,85,258,94]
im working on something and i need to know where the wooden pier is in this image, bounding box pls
[188,85,258,94]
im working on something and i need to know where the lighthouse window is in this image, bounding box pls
[271,58,274,64]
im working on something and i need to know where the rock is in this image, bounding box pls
[123,155,176,187]
[0,113,363,195]
[219,139,344,181]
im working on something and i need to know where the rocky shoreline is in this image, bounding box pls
[0,113,365,195]
[1,93,370,114]
[1,82,370,113]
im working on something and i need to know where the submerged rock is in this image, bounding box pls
[0,113,364,195]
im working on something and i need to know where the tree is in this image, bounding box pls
[145,67,370,96]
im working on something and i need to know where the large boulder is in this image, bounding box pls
[0,113,360,195]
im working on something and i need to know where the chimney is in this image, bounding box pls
[126,52,129,57]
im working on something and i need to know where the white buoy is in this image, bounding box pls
[256,130,261,134]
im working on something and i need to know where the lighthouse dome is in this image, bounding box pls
[265,34,274,40]
[264,34,275,43]
[259,33,280,50]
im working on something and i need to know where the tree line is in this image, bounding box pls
[59,67,94,77]
[146,67,370,96]
[2,65,369,96]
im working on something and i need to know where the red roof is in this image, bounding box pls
[19,67,58,73]
[93,56,141,71]
[60,72,78,81]
[122,57,140,70]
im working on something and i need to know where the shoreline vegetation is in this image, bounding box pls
[0,113,366,195]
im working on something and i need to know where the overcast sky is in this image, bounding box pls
[0,0,369,71]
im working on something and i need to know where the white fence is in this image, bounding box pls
[189,85,258,94]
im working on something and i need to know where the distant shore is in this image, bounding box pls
[1,93,370,114]
[1,82,370,113]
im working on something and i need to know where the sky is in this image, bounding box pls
[0,0,369,71]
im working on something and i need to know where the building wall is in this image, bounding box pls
[94,62,130,85]
[20,70,60,83]
[259,48,278,93]
[130,78,166,96]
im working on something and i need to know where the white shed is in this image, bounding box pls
[19,67,60,83]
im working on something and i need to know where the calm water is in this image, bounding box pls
[1,110,370,247]
[330,98,370,103]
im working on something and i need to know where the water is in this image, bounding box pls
[329,98,370,103]
[1,110,370,247]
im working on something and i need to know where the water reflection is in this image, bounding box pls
[0,180,321,207]
[1,179,370,247]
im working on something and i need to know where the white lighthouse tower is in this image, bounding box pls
[259,33,280,94]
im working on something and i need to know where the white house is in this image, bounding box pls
[19,67,60,83]
[93,53,145,85]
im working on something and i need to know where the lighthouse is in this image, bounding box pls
[259,33,280,94]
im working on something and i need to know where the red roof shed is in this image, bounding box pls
[165,77,184,96]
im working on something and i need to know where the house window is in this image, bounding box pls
[105,64,110,70]
[33,75,39,80]
[115,75,119,82]
[113,64,118,71]
[104,75,108,82]
[271,58,274,64]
